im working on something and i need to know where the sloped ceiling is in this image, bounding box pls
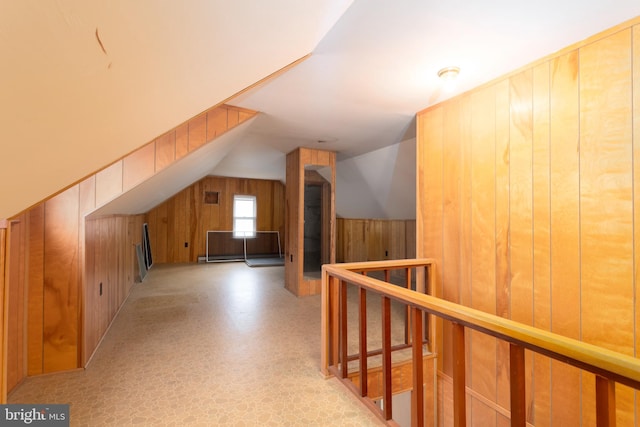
[2,1,640,220]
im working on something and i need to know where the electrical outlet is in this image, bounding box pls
[184,242,188,248]
[99,282,102,296]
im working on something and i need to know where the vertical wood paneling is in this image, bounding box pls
[579,27,633,354]
[417,106,444,375]
[84,215,144,364]
[155,132,176,172]
[188,113,207,152]
[207,107,228,140]
[549,48,582,426]
[123,142,155,191]
[421,21,640,427]
[469,85,497,427]
[509,69,535,422]
[494,79,511,413]
[579,29,634,426]
[27,206,44,376]
[4,104,258,379]
[7,219,25,392]
[175,122,189,160]
[43,186,79,372]
[227,108,239,128]
[442,100,461,379]
[509,69,534,326]
[95,161,123,207]
[147,176,286,263]
[0,225,6,403]
[633,24,640,427]
[285,149,300,295]
[532,61,552,426]
[78,176,95,366]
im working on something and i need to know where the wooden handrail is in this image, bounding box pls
[321,258,640,426]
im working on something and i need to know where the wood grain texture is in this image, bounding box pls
[579,28,634,427]
[509,70,536,423]
[417,106,444,373]
[84,215,144,364]
[634,24,640,427]
[0,226,6,403]
[441,99,462,383]
[532,61,552,427]
[43,186,80,372]
[417,20,640,425]
[579,28,634,354]
[494,79,511,414]
[175,122,189,160]
[155,131,176,172]
[147,176,285,264]
[123,142,155,191]
[336,219,413,264]
[470,86,497,409]
[284,148,336,296]
[188,113,207,152]
[7,220,25,393]
[206,107,228,141]
[27,206,44,376]
[549,48,582,426]
[95,161,123,207]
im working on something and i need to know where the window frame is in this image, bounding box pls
[232,194,257,238]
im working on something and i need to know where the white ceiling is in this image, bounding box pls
[3,1,640,220]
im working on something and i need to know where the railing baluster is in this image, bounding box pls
[382,295,393,420]
[452,322,466,427]
[596,375,616,427]
[340,279,348,379]
[359,287,368,396]
[509,343,526,427]
[405,268,412,345]
[412,307,424,427]
[321,260,639,427]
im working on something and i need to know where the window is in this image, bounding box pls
[233,195,256,238]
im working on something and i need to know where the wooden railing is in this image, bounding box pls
[320,259,640,427]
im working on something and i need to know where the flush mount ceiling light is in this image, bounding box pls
[437,66,460,92]
[437,66,460,80]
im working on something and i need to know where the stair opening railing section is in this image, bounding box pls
[320,258,640,427]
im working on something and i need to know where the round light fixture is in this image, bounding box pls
[437,66,460,80]
[437,66,460,92]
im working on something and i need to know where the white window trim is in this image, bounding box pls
[233,194,257,238]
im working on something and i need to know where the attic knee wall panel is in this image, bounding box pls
[416,19,640,426]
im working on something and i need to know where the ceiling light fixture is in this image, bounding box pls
[437,66,460,92]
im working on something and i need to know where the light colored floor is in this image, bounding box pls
[9,262,385,426]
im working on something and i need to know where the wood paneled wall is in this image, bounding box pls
[1,104,258,387]
[94,105,256,207]
[146,176,285,263]
[0,222,6,402]
[284,148,336,297]
[417,18,640,426]
[84,215,144,364]
[336,218,416,263]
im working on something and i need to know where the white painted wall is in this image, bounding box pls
[333,138,416,219]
